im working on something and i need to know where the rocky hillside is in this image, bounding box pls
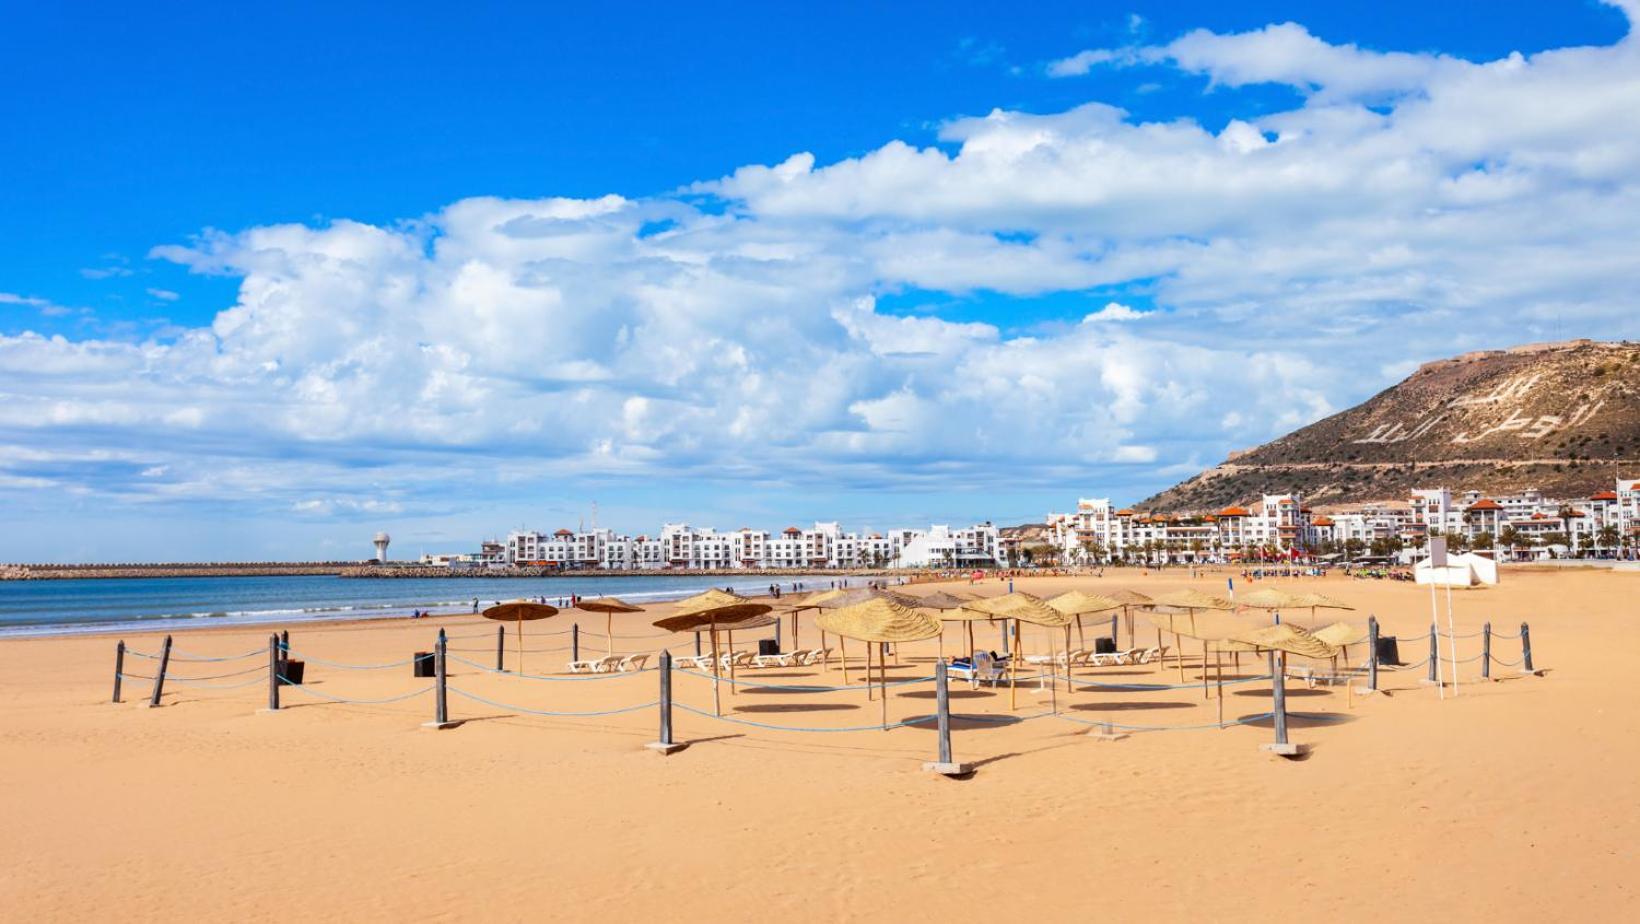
[1141,340,1638,512]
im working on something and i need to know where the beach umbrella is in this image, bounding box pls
[930,602,997,663]
[1228,622,1343,740]
[652,590,772,716]
[573,596,645,657]
[814,598,941,728]
[480,601,560,674]
[1046,590,1122,652]
[963,593,1073,707]
[1294,592,1355,627]
[811,587,921,667]
[1104,588,1153,648]
[908,590,974,659]
[1149,589,1234,686]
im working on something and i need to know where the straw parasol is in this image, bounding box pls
[1104,588,1153,647]
[903,590,974,660]
[815,598,941,728]
[963,593,1072,707]
[652,590,772,716]
[574,596,645,657]
[480,601,559,674]
[1227,622,1343,730]
[808,587,921,669]
[930,601,999,664]
[1149,589,1235,687]
[1047,590,1122,652]
[1294,592,1355,627]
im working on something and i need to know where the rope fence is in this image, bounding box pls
[105,615,1545,775]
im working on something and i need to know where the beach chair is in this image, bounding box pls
[948,651,1007,689]
[719,650,752,670]
[751,649,801,668]
[567,654,621,673]
[672,654,714,670]
[796,648,831,666]
[615,653,650,672]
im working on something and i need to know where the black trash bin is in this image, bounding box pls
[413,652,436,677]
[1093,637,1117,654]
[758,638,780,656]
[278,659,305,685]
[1375,636,1402,666]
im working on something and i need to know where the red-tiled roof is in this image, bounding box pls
[1116,508,1135,516]
[1591,491,1618,501]
[1218,506,1251,517]
[1466,499,1502,511]
[1312,516,1335,526]
[554,529,574,536]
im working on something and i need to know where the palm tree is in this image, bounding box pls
[1598,525,1620,552]
[1472,531,1494,551]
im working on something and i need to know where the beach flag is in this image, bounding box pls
[1227,577,1235,601]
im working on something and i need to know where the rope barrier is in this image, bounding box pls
[446,686,659,718]
[167,674,271,691]
[675,702,917,732]
[1056,712,1278,733]
[675,668,935,692]
[164,647,269,663]
[445,653,657,681]
[1437,631,1484,640]
[116,671,155,681]
[276,680,435,705]
[1490,630,1521,640]
[286,652,418,670]
[1490,656,1525,667]
[448,644,576,654]
[1045,672,1275,692]
[164,664,267,681]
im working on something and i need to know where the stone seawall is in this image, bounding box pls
[0,563,355,581]
[340,566,902,579]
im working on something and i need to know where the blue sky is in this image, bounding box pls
[2,1,1638,560]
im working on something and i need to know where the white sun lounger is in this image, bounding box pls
[567,654,622,673]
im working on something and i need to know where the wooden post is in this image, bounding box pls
[727,629,737,695]
[936,660,952,763]
[112,641,125,703]
[839,635,848,684]
[147,635,172,708]
[266,633,280,711]
[1520,621,1534,674]
[1215,653,1224,727]
[280,630,290,661]
[423,629,456,729]
[646,650,686,754]
[1427,625,1438,684]
[572,622,579,665]
[922,660,970,775]
[1259,650,1298,755]
[1367,616,1379,691]
[496,624,505,671]
[1009,621,1020,710]
[1481,622,1492,681]
[694,631,702,657]
[1201,640,1209,699]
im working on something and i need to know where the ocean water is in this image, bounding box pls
[0,573,846,638]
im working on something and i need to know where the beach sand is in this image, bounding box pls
[2,568,1636,921]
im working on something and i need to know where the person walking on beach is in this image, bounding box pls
[472,598,479,613]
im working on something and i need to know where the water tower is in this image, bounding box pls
[372,532,391,563]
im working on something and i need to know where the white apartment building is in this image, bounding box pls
[485,521,1005,570]
[1045,477,1640,562]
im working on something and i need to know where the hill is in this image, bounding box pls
[1140,340,1639,512]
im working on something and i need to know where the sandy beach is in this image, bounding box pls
[2,567,1636,921]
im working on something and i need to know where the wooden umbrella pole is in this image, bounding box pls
[865,641,873,701]
[967,622,974,657]
[710,623,722,716]
[1201,640,1209,699]
[606,613,613,658]
[1076,615,1085,652]
[517,617,524,675]
[840,635,848,684]
[880,643,888,729]
[1216,652,1224,725]
[1064,625,1074,692]
[728,629,737,696]
[1009,620,1020,710]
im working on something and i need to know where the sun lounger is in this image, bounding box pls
[672,654,715,670]
[567,654,622,673]
[948,651,1007,689]
[615,654,649,672]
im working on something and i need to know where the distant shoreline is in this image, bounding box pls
[0,563,908,581]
